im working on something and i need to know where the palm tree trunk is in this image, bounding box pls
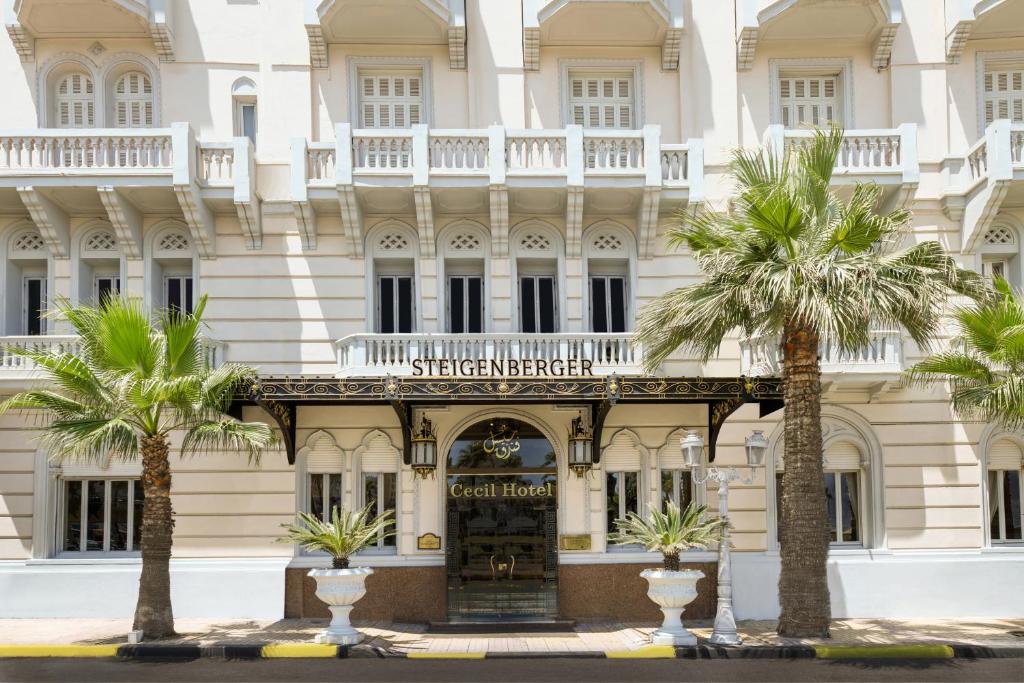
[777,322,832,637]
[132,434,176,639]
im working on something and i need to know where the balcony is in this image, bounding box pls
[740,330,904,398]
[763,125,919,208]
[736,0,902,70]
[3,0,175,62]
[335,333,643,377]
[0,125,260,257]
[946,0,1024,64]
[304,0,465,69]
[291,124,703,258]
[522,0,684,71]
[952,120,1024,254]
[0,335,225,388]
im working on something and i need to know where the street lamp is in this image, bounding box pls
[679,429,765,646]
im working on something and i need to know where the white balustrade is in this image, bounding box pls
[740,330,904,377]
[505,131,567,172]
[967,137,989,182]
[584,133,644,171]
[0,335,224,374]
[197,143,235,185]
[352,132,414,171]
[335,333,642,377]
[785,131,903,171]
[661,145,689,183]
[1011,123,1024,167]
[0,130,173,171]
[307,142,336,184]
[429,132,489,171]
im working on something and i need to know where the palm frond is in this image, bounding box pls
[608,502,725,559]
[279,505,395,560]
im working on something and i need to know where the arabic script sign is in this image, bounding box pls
[483,422,520,460]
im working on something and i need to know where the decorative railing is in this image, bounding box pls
[352,131,414,171]
[584,132,644,171]
[740,330,904,377]
[505,131,568,172]
[763,125,918,181]
[961,121,1024,191]
[660,144,689,183]
[429,132,489,172]
[0,335,225,374]
[0,130,174,171]
[335,333,642,377]
[197,142,235,185]
[306,142,336,185]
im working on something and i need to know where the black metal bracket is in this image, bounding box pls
[390,399,413,465]
[590,400,613,465]
[255,397,296,465]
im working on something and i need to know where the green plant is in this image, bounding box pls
[907,277,1024,427]
[281,504,396,568]
[0,295,277,639]
[609,501,725,571]
[633,125,983,636]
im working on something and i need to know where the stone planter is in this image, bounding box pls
[309,566,373,645]
[640,568,704,646]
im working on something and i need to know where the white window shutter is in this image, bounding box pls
[602,431,643,471]
[989,439,1024,470]
[55,73,95,128]
[778,75,840,128]
[359,70,424,128]
[824,441,862,471]
[112,72,153,128]
[984,67,1024,126]
[359,432,399,473]
[568,71,636,129]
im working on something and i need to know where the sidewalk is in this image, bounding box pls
[0,618,1022,659]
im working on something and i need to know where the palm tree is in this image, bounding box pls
[907,277,1024,427]
[634,126,983,637]
[281,504,396,569]
[0,296,276,639]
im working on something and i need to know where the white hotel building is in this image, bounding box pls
[0,0,1022,624]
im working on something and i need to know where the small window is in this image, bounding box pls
[61,479,143,553]
[660,469,693,512]
[568,72,634,129]
[982,258,1008,281]
[359,71,423,128]
[447,275,484,334]
[55,72,95,128]
[376,274,415,333]
[363,472,396,550]
[983,66,1024,126]
[94,275,121,303]
[23,276,46,336]
[238,103,257,143]
[164,275,194,316]
[113,71,153,128]
[519,275,558,333]
[589,275,627,333]
[824,471,860,545]
[606,470,639,535]
[989,469,1023,543]
[308,473,342,523]
[778,74,840,128]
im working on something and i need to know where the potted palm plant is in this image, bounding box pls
[281,504,395,644]
[609,501,725,646]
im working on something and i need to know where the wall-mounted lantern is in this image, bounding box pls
[411,414,437,478]
[568,412,593,477]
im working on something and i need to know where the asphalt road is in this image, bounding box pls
[0,657,1021,683]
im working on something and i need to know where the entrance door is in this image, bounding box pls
[446,419,558,621]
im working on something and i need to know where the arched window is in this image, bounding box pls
[437,221,489,333]
[365,221,420,334]
[979,220,1021,287]
[582,221,636,333]
[113,71,153,127]
[232,77,258,144]
[3,225,50,335]
[509,220,565,333]
[55,72,95,128]
[147,222,196,316]
[75,224,122,305]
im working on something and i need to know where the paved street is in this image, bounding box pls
[1,657,1021,683]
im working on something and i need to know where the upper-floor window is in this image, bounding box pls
[447,274,483,334]
[589,274,627,333]
[359,70,423,128]
[376,273,415,333]
[568,71,634,129]
[232,77,258,144]
[5,227,49,336]
[55,73,95,128]
[519,274,558,333]
[771,60,851,129]
[113,72,153,127]
[983,65,1024,127]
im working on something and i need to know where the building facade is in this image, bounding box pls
[0,0,1022,623]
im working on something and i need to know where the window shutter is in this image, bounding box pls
[55,73,95,128]
[112,72,153,128]
[359,70,424,128]
[602,431,643,471]
[989,439,1023,470]
[360,432,399,473]
[568,71,636,129]
[778,75,839,128]
[306,434,344,473]
[824,441,862,470]
[658,432,687,470]
[984,67,1024,126]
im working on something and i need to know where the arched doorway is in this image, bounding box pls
[445,418,558,621]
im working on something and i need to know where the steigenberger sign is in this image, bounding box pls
[411,358,594,377]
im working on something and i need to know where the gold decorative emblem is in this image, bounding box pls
[417,533,441,550]
[483,421,521,460]
[496,381,510,394]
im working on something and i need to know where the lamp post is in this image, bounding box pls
[680,429,767,646]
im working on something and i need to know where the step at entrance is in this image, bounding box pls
[426,619,577,634]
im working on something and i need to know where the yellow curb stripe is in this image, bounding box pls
[606,645,677,659]
[260,644,339,658]
[815,645,954,660]
[407,652,487,659]
[0,645,121,658]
